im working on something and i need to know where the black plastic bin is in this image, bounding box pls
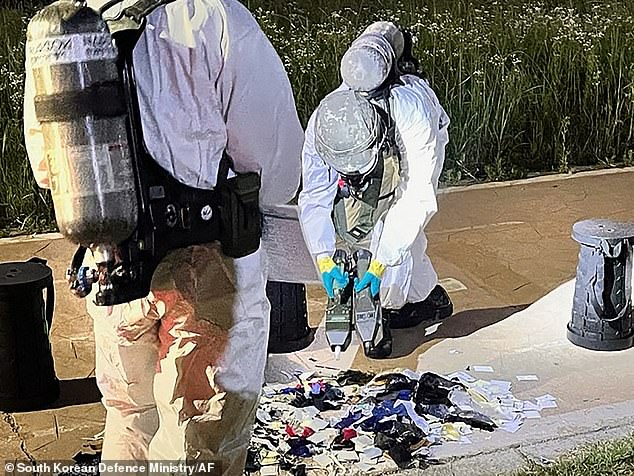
[266,281,314,354]
[567,219,634,351]
[0,257,59,411]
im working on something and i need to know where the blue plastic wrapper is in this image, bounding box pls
[288,437,314,457]
[334,409,364,429]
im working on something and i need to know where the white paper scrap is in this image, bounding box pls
[449,349,463,355]
[513,401,525,411]
[538,399,558,409]
[362,447,384,459]
[447,371,476,383]
[516,374,539,381]
[524,410,542,419]
[394,400,431,433]
[470,384,494,401]
[472,365,495,373]
[262,387,277,398]
[260,465,279,476]
[303,406,320,418]
[425,323,441,336]
[335,450,359,462]
[352,435,374,451]
[299,371,315,381]
[429,422,443,431]
[536,394,557,402]
[306,417,329,431]
[256,409,271,423]
[489,380,513,393]
[499,396,515,408]
[523,401,541,411]
[499,416,523,433]
[354,462,374,472]
[251,437,277,451]
[313,454,334,467]
[400,369,421,381]
[307,428,338,445]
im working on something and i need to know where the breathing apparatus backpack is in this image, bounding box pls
[332,24,424,247]
[26,0,261,306]
[335,22,424,200]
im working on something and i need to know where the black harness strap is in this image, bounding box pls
[98,0,177,23]
[34,81,126,122]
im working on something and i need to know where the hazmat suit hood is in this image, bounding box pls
[314,89,386,180]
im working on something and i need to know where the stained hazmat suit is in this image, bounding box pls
[23,0,303,472]
[298,22,453,357]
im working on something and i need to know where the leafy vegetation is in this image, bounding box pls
[2,0,634,235]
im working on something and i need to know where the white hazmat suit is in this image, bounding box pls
[24,0,303,472]
[298,75,449,309]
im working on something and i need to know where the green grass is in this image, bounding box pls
[247,0,634,181]
[512,434,634,476]
[0,2,54,236]
[2,0,634,235]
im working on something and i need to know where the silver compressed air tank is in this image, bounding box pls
[26,0,137,246]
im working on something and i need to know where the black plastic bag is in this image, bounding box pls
[447,409,497,432]
[414,372,465,406]
[336,369,375,386]
[374,432,414,469]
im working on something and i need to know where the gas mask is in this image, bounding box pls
[337,132,389,200]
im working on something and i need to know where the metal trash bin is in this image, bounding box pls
[0,257,59,411]
[567,219,634,351]
[267,281,315,354]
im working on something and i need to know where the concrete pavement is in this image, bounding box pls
[1,167,634,472]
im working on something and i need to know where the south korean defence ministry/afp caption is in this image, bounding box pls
[6,461,221,475]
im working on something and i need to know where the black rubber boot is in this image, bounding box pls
[364,313,393,359]
[387,285,453,329]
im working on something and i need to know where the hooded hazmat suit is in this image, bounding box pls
[23,0,303,472]
[298,74,449,310]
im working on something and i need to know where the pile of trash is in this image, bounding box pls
[56,437,102,476]
[247,368,557,475]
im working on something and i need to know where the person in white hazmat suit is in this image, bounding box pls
[298,22,453,358]
[23,0,303,472]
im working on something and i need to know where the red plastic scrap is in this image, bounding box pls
[302,427,315,438]
[342,428,357,440]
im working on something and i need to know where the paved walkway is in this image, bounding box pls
[2,167,634,472]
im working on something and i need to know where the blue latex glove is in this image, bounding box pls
[317,256,348,298]
[354,259,386,298]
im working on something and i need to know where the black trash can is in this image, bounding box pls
[0,257,59,411]
[266,281,314,354]
[567,219,634,351]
